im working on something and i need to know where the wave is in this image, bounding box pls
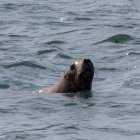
[37,49,56,55]
[2,3,17,10]
[97,67,118,71]
[94,34,133,44]
[123,78,140,90]
[57,53,72,59]
[127,52,140,56]
[0,84,10,89]
[45,40,65,45]
[3,61,46,69]
[74,17,92,21]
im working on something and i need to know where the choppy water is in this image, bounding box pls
[0,0,140,139]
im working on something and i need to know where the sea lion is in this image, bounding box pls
[34,59,94,94]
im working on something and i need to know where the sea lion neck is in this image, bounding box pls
[56,76,76,93]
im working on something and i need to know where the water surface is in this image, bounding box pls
[0,0,140,139]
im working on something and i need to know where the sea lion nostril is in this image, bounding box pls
[83,59,91,63]
[83,59,93,71]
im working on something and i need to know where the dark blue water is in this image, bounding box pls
[0,0,140,139]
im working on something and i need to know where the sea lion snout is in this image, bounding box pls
[83,58,91,63]
[74,59,94,92]
[83,59,94,72]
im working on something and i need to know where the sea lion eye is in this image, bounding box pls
[70,64,75,71]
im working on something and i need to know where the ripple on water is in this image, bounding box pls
[127,52,140,56]
[123,77,140,90]
[45,40,65,45]
[3,61,46,70]
[57,53,72,59]
[0,84,10,89]
[63,103,78,106]
[74,17,93,21]
[97,127,140,136]
[1,3,18,11]
[0,108,18,114]
[97,67,118,72]
[37,49,57,55]
[94,34,133,44]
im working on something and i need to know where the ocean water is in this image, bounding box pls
[0,0,140,139]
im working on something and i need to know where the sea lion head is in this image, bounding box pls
[63,59,94,92]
